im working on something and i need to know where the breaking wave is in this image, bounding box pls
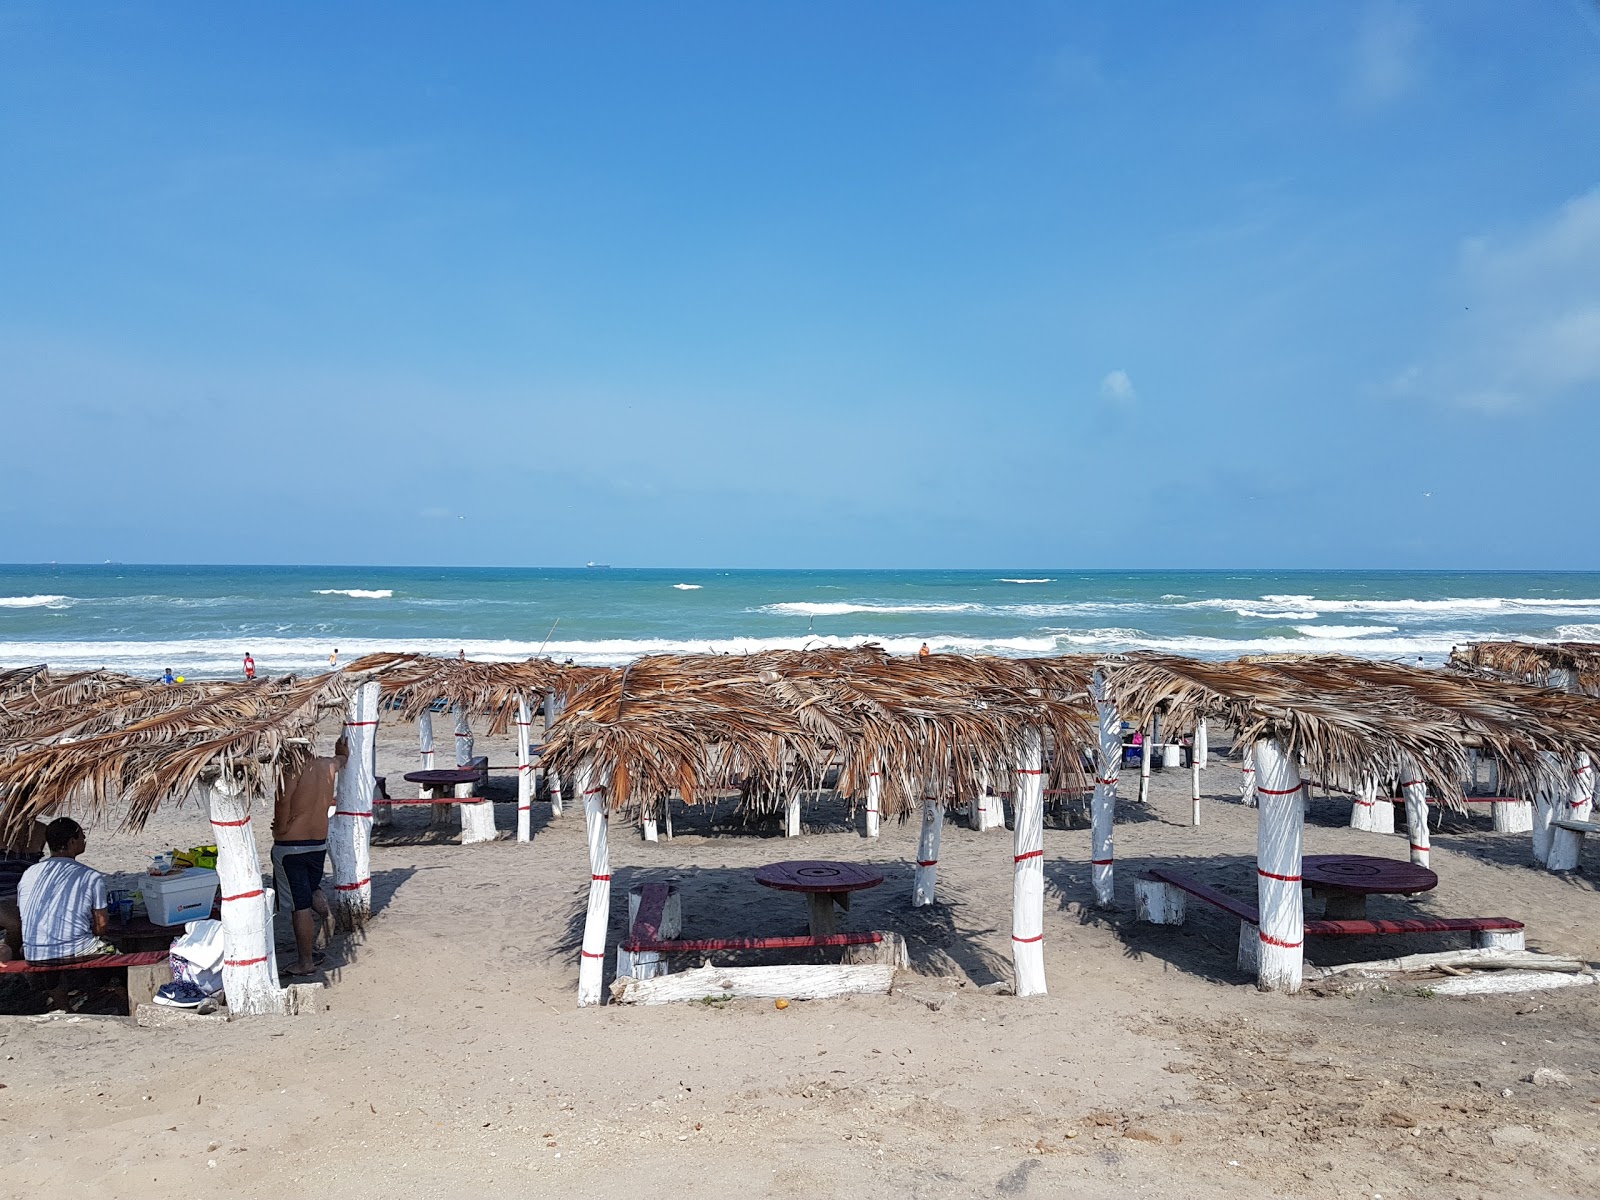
[314,589,394,599]
[0,595,71,608]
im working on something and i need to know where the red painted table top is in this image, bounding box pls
[754,861,886,895]
[403,768,484,786]
[1302,854,1438,896]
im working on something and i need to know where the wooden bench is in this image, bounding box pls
[1549,818,1600,871]
[0,950,172,1014]
[1136,868,1525,971]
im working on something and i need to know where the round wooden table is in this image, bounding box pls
[402,768,483,790]
[754,861,885,936]
[1302,853,1438,919]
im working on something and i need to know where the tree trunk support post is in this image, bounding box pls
[543,692,564,817]
[577,760,612,1007]
[864,765,882,839]
[1240,746,1257,807]
[1137,723,1152,804]
[912,790,943,907]
[1548,752,1594,872]
[1397,757,1430,869]
[1253,739,1304,994]
[1089,671,1119,908]
[205,778,285,1015]
[1011,730,1047,997]
[515,694,534,843]
[330,681,379,931]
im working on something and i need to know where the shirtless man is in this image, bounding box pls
[272,736,348,976]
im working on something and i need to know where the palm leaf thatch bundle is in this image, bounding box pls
[1102,653,1594,804]
[0,673,356,840]
[540,646,1097,819]
[1450,641,1600,696]
[343,651,603,734]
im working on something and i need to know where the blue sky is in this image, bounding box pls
[2,1,1598,569]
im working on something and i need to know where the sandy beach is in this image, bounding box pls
[3,717,1598,1200]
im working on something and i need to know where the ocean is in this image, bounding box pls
[2,565,1598,679]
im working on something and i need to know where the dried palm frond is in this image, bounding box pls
[1450,641,1600,697]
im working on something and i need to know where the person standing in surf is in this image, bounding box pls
[243,652,256,681]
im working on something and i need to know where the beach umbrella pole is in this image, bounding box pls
[1252,739,1304,994]
[577,760,612,1006]
[330,681,379,930]
[1089,671,1119,907]
[515,694,533,843]
[205,776,285,1015]
[1011,730,1047,997]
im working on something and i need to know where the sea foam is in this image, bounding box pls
[0,595,71,608]
[314,589,394,599]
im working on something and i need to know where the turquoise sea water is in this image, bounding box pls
[2,565,1599,678]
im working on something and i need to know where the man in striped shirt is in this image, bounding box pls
[18,818,114,964]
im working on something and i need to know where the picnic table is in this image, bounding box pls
[402,768,485,792]
[754,860,884,936]
[107,913,187,953]
[1301,853,1438,919]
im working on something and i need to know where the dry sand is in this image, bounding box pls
[3,718,1599,1199]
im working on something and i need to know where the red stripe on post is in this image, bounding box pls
[579,950,604,959]
[916,859,937,867]
[1256,785,1303,796]
[333,810,371,817]
[344,720,379,727]
[1011,933,1044,944]
[334,878,370,891]
[209,817,251,827]
[1091,857,1113,866]
[1096,777,1118,786]
[220,889,264,902]
[1257,932,1303,949]
[1014,849,1044,863]
[1257,868,1302,882]
[591,873,611,882]
[1015,768,1044,775]
[1399,780,1424,789]
[1409,843,1429,853]
[224,956,269,967]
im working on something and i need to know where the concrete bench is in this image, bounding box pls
[1549,818,1600,871]
[0,950,172,1014]
[1136,868,1526,972]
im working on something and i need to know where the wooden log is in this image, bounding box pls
[1431,971,1597,998]
[1311,948,1583,977]
[610,962,897,1005]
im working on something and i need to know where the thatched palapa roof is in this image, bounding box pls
[1449,641,1600,697]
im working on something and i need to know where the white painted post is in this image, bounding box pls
[1548,752,1594,872]
[1532,750,1567,866]
[1349,776,1380,832]
[912,793,943,907]
[453,704,473,766]
[783,790,801,838]
[1011,730,1047,997]
[418,710,435,777]
[1240,746,1257,807]
[643,802,659,843]
[1398,756,1430,869]
[1134,879,1185,924]
[515,694,534,843]
[329,681,379,931]
[1195,719,1209,769]
[543,692,563,818]
[1190,741,1201,827]
[864,765,882,838]
[204,777,284,1015]
[453,706,495,845]
[663,797,673,840]
[1089,671,1119,908]
[1137,724,1152,804]
[577,760,612,1007]
[971,768,1004,832]
[1252,739,1304,994]
[1493,797,1534,833]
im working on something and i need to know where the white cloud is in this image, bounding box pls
[1348,1,1422,108]
[1100,369,1136,407]
[1395,187,1600,412]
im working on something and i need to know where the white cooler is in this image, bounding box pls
[142,867,220,926]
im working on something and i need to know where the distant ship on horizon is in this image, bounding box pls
[586,561,611,570]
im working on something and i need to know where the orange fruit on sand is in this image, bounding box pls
[774,998,790,1010]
